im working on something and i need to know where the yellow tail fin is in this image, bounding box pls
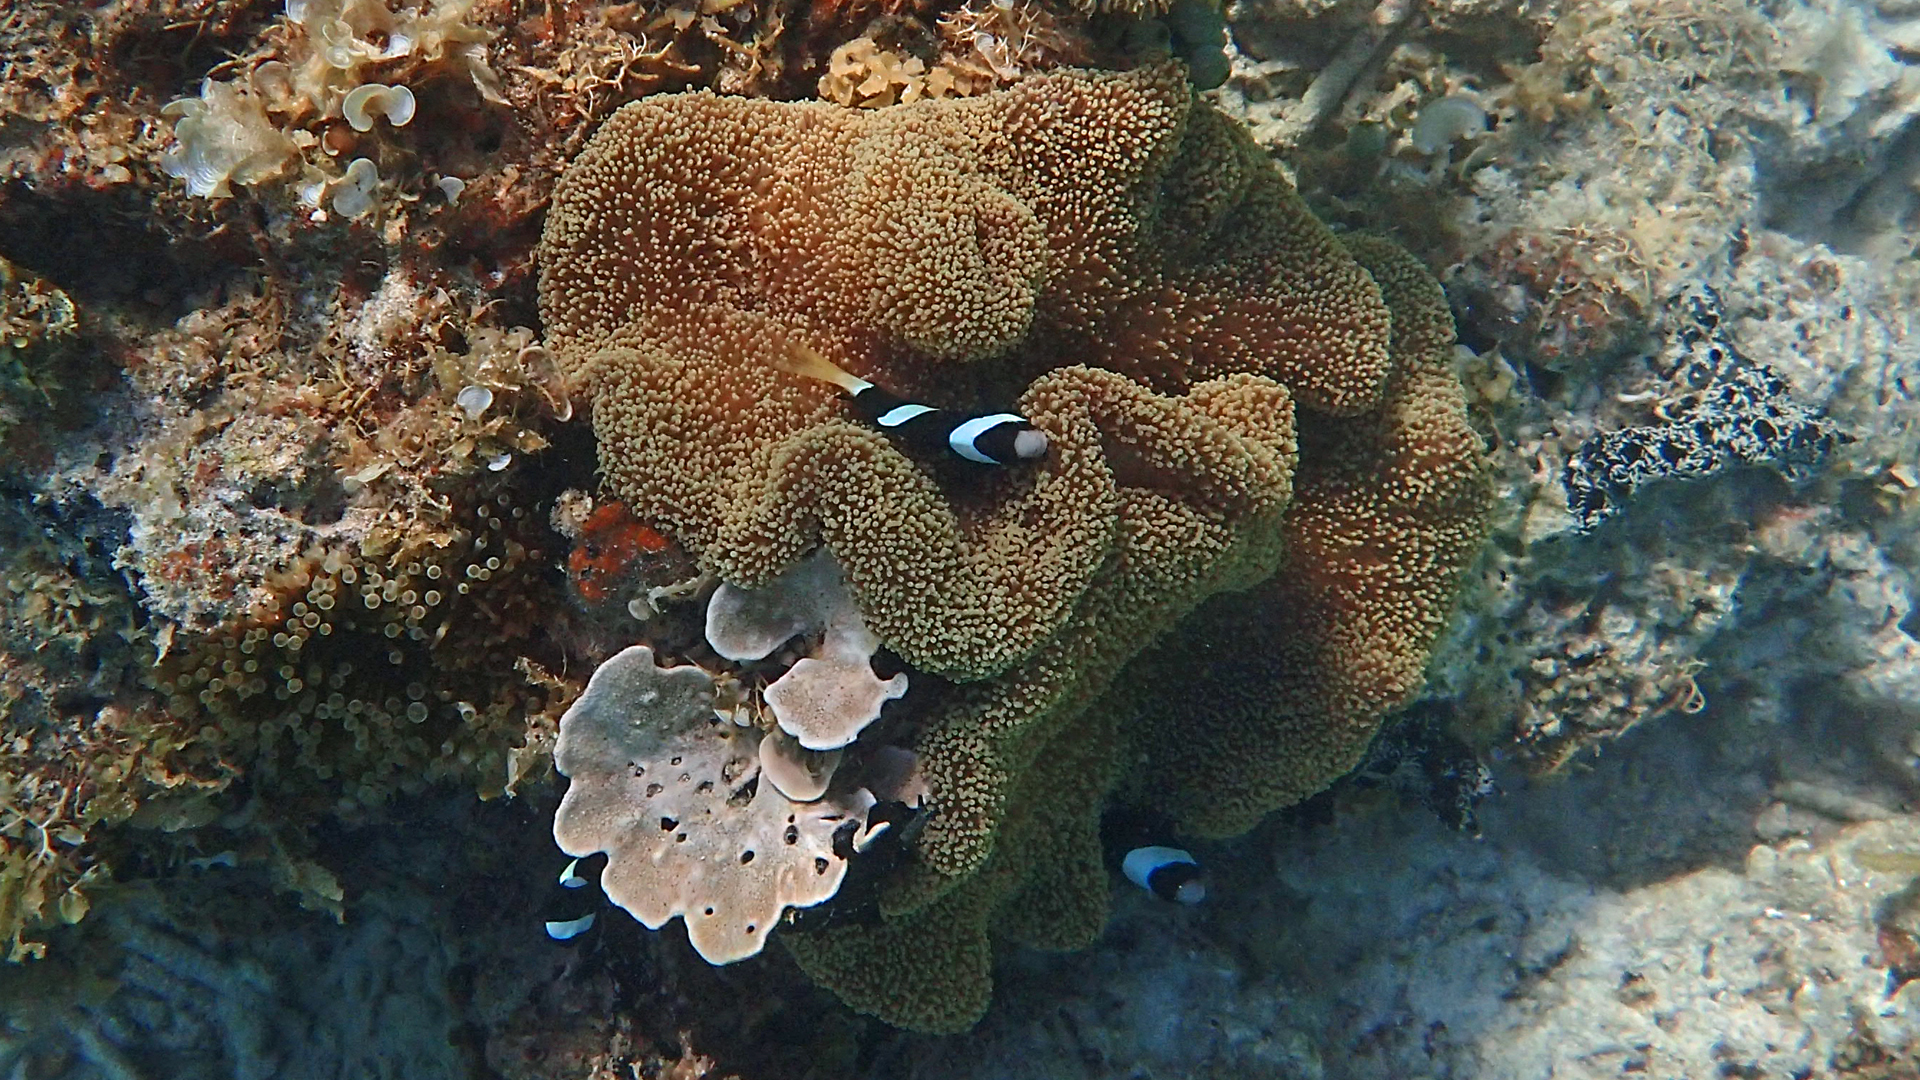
[774,342,868,396]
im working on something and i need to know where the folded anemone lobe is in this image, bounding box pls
[539,65,1391,678]
[537,67,1487,1032]
[1117,236,1493,838]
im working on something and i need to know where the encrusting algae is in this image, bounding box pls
[538,63,1488,1031]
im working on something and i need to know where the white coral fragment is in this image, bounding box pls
[1411,94,1487,155]
[705,549,908,750]
[552,646,874,964]
[341,83,416,131]
[331,157,380,218]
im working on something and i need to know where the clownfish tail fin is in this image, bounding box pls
[775,342,871,397]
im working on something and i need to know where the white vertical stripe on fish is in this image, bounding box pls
[544,913,596,940]
[875,402,938,428]
[948,414,1024,464]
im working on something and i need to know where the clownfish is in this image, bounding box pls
[777,343,1050,466]
[543,852,609,941]
[1122,845,1207,905]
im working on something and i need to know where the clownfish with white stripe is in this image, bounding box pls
[777,343,1050,467]
[542,852,609,942]
[1122,845,1207,905]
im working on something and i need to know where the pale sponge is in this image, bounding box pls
[551,645,881,964]
[705,549,908,752]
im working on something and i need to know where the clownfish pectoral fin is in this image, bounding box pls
[775,342,872,397]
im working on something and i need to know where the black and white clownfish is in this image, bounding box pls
[1122,845,1207,905]
[543,852,609,942]
[778,343,1050,467]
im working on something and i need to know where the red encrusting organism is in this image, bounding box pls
[568,502,673,604]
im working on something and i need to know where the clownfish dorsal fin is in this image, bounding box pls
[775,342,872,397]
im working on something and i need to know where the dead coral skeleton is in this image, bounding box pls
[1563,287,1847,531]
